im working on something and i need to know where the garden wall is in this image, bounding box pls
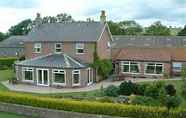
[0,102,123,118]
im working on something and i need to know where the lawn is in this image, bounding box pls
[0,112,31,118]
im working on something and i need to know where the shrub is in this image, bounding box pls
[130,95,160,106]
[0,91,184,118]
[134,84,148,95]
[165,95,182,110]
[181,79,186,98]
[119,81,136,96]
[165,84,176,96]
[163,73,170,79]
[104,85,119,97]
[0,57,17,69]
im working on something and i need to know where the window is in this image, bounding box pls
[55,43,62,53]
[145,63,163,75]
[76,43,84,54]
[172,62,182,72]
[72,70,80,85]
[34,43,41,53]
[121,61,140,73]
[23,68,33,81]
[53,70,65,85]
[107,41,111,48]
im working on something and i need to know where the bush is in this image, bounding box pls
[134,84,148,95]
[165,95,182,110]
[165,84,176,96]
[119,81,136,96]
[181,79,186,98]
[130,95,160,106]
[104,85,119,97]
[0,57,17,69]
[0,91,184,118]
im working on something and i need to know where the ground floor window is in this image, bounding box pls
[145,63,163,74]
[121,61,140,73]
[22,67,33,81]
[53,69,65,85]
[172,62,182,72]
[72,70,80,85]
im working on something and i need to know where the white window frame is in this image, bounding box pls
[76,43,84,54]
[55,43,62,53]
[52,69,66,86]
[121,61,140,74]
[172,62,182,72]
[72,70,80,86]
[36,68,49,86]
[144,63,164,75]
[34,43,41,53]
[22,67,34,82]
[87,68,93,86]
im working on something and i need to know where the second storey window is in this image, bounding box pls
[34,43,41,53]
[76,43,84,54]
[55,43,62,53]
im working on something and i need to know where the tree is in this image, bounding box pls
[165,95,182,110]
[107,21,123,35]
[144,21,171,35]
[8,19,32,35]
[165,84,176,96]
[119,20,143,35]
[178,25,186,36]
[0,32,8,41]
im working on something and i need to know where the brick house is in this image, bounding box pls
[112,35,186,79]
[15,11,112,87]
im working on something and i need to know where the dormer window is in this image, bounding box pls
[55,43,62,53]
[34,43,41,53]
[76,43,84,54]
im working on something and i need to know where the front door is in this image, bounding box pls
[87,68,93,85]
[37,69,49,86]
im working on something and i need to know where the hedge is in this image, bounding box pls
[0,57,17,68]
[0,92,185,118]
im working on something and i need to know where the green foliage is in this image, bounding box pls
[163,73,170,79]
[144,81,165,99]
[0,91,184,118]
[131,95,160,106]
[0,57,17,69]
[165,84,176,96]
[134,84,148,95]
[177,25,186,36]
[0,32,8,42]
[119,81,136,96]
[181,79,186,98]
[181,66,186,79]
[165,95,182,110]
[8,19,32,35]
[104,85,119,97]
[144,21,171,36]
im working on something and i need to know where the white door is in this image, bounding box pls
[37,69,49,86]
[87,68,93,85]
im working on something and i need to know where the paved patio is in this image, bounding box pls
[1,78,181,94]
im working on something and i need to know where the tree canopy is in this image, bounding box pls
[177,25,186,36]
[144,21,171,36]
[0,32,8,41]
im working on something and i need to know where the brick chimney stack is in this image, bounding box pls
[100,10,106,24]
[34,13,42,27]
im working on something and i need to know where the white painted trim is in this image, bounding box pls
[54,43,63,54]
[22,67,34,83]
[65,54,84,67]
[52,69,66,86]
[87,68,93,86]
[33,43,42,53]
[36,68,50,86]
[97,23,107,42]
[72,70,81,86]
[144,63,164,76]
[121,61,141,74]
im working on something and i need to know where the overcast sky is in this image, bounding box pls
[0,0,186,32]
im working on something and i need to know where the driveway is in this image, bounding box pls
[1,78,181,94]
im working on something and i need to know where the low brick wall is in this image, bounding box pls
[0,102,123,118]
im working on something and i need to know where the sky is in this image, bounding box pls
[0,0,186,33]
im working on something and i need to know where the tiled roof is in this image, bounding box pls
[112,35,186,48]
[15,53,87,69]
[114,48,171,62]
[0,47,23,57]
[26,22,106,42]
[0,36,27,47]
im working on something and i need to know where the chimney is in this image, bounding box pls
[100,10,106,24]
[34,13,42,27]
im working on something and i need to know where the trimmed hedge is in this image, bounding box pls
[0,57,17,69]
[0,92,185,118]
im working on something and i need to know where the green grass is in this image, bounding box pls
[0,112,30,118]
[0,69,14,81]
